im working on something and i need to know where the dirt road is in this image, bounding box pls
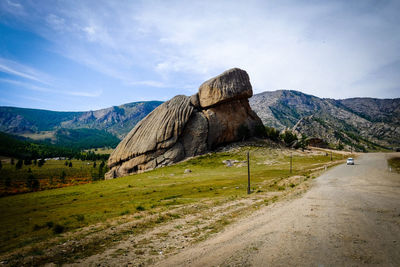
[155,153,400,266]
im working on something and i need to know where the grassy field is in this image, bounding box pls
[0,144,347,261]
[0,159,105,196]
[388,157,400,173]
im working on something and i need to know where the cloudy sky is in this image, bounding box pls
[0,0,399,111]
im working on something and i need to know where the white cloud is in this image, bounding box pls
[0,78,102,98]
[2,0,400,99]
[0,57,51,84]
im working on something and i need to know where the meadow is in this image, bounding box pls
[0,144,347,264]
[0,159,106,196]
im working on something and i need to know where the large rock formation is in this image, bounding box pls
[106,68,263,179]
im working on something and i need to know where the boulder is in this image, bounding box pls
[106,68,263,179]
[106,95,193,178]
[203,98,262,149]
[198,68,253,108]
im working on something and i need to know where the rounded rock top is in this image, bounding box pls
[198,68,253,108]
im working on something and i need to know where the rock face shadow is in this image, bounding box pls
[106,68,263,179]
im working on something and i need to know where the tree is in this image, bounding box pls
[38,158,45,167]
[337,142,344,150]
[16,159,23,170]
[59,170,66,184]
[98,161,106,180]
[5,176,11,187]
[265,126,280,141]
[280,131,298,147]
[295,134,308,150]
[27,174,39,190]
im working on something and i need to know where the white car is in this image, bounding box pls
[347,158,354,165]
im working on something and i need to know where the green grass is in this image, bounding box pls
[388,157,400,173]
[0,146,341,254]
[0,159,101,195]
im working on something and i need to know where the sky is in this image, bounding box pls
[0,0,399,111]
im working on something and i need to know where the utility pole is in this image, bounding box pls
[290,152,293,174]
[247,151,251,194]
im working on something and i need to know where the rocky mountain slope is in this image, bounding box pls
[250,90,400,150]
[0,101,162,147]
[1,88,398,152]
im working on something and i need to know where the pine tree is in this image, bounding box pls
[60,171,66,184]
[98,161,106,180]
[38,158,45,167]
[16,159,23,170]
[27,175,39,190]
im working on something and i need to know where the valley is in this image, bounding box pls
[0,144,347,265]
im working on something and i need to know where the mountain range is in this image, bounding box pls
[0,101,162,149]
[250,90,400,150]
[0,91,399,151]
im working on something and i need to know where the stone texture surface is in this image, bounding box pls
[203,99,262,149]
[199,68,253,108]
[106,68,263,179]
[106,95,193,178]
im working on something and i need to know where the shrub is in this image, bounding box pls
[136,205,145,211]
[280,131,298,146]
[120,210,130,216]
[265,126,280,141]
[53,224,65,234]
[75,214,85,221]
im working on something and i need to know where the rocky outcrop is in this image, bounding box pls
[106,68,263,179]
[198,68,253,108]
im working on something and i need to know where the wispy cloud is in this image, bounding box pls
[0,58,51,84]
[1,0,399,100]
[0,78,102,98]
[128,80,167,88]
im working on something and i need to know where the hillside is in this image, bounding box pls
[250,90,400,150]
[1,91,399,152]
[0,101,162,148]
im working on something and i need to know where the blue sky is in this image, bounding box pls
[0,0,399,111]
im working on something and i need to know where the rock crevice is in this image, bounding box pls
[106,68,263,179]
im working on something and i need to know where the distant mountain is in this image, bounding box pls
[1,91,399,152]
[0,101,162,149]
[250,90,400,151]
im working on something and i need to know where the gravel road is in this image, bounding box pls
[154,153,400,266]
